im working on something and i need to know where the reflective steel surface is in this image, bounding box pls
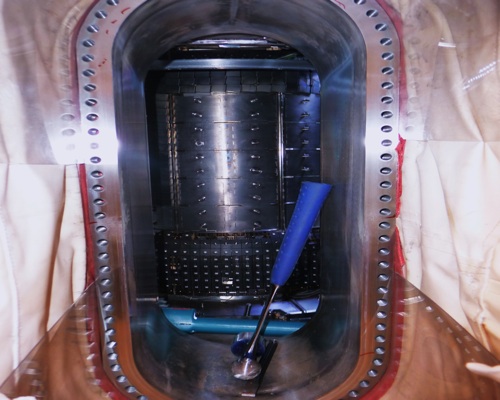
[2,275,499,399]
[73,0,403,397]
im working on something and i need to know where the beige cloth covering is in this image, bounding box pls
[0,0,90,385]
[387,0,500,359]
[0,395,35,400]
[0,0,499,391]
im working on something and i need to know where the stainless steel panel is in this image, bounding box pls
[176,150,277,179]
[177,178,278,207]
[283,122,321,149]
[284,149,321,177]
[165,91,281,233]
[173,122,278,151]
[283,93,321,123]
[170,93,278,123]
[178,204,279,232]
[151,58,315,71]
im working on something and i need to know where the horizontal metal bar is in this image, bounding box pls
[150,59,316,71]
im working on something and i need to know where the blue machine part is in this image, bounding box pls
[162,307,306,335]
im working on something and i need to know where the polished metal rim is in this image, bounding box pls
[73,0,400,398]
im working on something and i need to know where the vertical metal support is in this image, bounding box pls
[277,92,285,230]
[167,94,180,230]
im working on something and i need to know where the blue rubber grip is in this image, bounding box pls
[271,181,332,286]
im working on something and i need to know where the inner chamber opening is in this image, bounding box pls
[145,35,323,326]
[114,1,369,397]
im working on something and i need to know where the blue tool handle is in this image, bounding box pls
[271,181,332,287]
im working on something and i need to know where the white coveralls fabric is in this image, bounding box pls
[0,395,35,400]
[0,0,499,389]
[0,0,89,385]
[386,0,500,359]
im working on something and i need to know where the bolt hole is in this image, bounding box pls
[381,52,394,60]
[375,336,385,344]
[379,222,391,229]
[83,69,95,77]
[382,67,394,75]
[61,113,75,121]
[378,248,390,255]
[83,39,95,48]
[379,208,392,216]
[87,25,99,33]
[84,84,96,92]
[62,128,76,136]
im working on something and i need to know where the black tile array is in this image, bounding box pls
[156,231,320,298]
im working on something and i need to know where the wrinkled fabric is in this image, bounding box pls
[467,362,500,384]
[0,395,36,400]
[0,164,86,383]
[387,0,500,359]
[0,0,93,165]
[0,0,90,384]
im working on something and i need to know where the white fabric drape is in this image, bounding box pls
[387,0,500,357]
[0,0,89,385]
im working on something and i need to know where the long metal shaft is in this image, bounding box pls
[244,284,280,358]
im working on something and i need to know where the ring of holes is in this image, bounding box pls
[78,0,399,398]
[81,2,117,163]
[345,1,398,398]
[376,6,395,395]
[81,2,151,397]
[92,165,145,397]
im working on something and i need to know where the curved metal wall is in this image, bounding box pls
[74,0,401,398]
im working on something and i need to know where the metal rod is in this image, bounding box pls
[150,59,315,71]
[244,284,280,358]
[277,92,286,230]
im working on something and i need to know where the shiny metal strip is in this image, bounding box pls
[277,93,285,229]
[150,59,315,71]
